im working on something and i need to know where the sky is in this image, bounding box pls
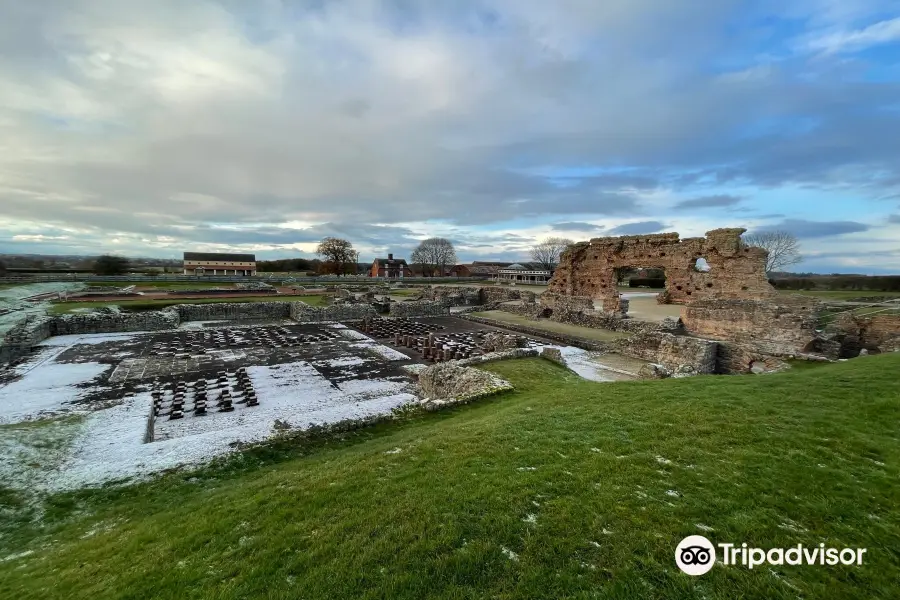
[0,0,899,273]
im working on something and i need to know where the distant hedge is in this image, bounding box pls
[628,278,666,288]
[772,275,900,292]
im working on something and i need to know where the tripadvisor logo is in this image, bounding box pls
[675,536,867,576]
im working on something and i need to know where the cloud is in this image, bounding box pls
[0,0,896,273]
[889,214,900,224]
[802,17,900,55]
[608,221,671,235]
[550,221,606,232]
[673,195,743,210]
[756,219,871,238]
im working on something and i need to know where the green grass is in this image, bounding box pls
[471,310,626,341]
[85,282,241,290]
[47,295,329,314]
[783,290,900,300]
[3,356,897,599]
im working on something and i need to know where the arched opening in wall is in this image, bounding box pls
[541,308,553,318]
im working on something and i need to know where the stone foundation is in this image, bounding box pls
[615,332,717,374]
[389,301,450,318]
[176,302,292,322]
[680,298,821,353]
[828,313,900,354]
[460,314,615,351]
[291,302,377,322]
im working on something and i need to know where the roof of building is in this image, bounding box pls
[471,261,514,267]
[183,252,256,262]
[506,263,526,270]
[373,257,409,267]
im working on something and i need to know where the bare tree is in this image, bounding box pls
[411,238,457,277]
[530,237,574,270]
[743,231,802,274]
[316,237,356,276]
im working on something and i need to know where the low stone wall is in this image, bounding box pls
[422,286,482,306]
[177,301,292,322]
[291,302,377,322]
[533,292,682,334]
[615,332,717,374]
[499,302,545,319]
[389,301,450,318]
[482,287,536,304]
[0,317,54,365]
[829,312,900,354]
[51,309,180,336]
[680,298,821,353]
[460,314,615,351]
[715,342,795,374]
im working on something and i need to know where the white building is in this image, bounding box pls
[493,263,553,284]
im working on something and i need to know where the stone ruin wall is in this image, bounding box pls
[290,302,377,322]
[616,332,718,374]
[828,312,900,355]
[548,228,774,313]
[388,301,450,318]
[680,298,821,354]
[176,302,292,322]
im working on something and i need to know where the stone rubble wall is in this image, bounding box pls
[0,317,54,365]
[416,361,516,408]
[481,287,536,304]
[615,332,718,374]
[680,298,821,353]
[828,312,900,354]
[417,286,534,307]
[388,300,450,318]
[529,292,683,334]
[548,228,776,313]
[176,301,293,322]
[460,314,615,352]
[51,309,180,336]
[290,302,377,322]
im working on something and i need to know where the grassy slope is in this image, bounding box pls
[48,295,329,314]
[1,357,899,599]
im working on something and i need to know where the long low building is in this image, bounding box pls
[183,252,257,276]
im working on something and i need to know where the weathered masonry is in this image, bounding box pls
[547,228,775,313]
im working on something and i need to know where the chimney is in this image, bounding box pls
[388,253,393,260]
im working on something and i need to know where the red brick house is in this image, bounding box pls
[370,254,413,278]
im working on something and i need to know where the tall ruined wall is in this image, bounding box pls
[547,228,774,313]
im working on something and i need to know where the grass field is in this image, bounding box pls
[3,355,896,599]
[470,310,626,341]
[86,282,242,290]
[47,295,329,314]
[783,290,900,300]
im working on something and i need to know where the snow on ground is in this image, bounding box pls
[0,282,85,336]
[537,345,636,382]
[49,361,415,490]
[38,331,146,347]
[331,325,411,361]
[0,359,111,424]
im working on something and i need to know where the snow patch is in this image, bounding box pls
[0,360,111,424]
